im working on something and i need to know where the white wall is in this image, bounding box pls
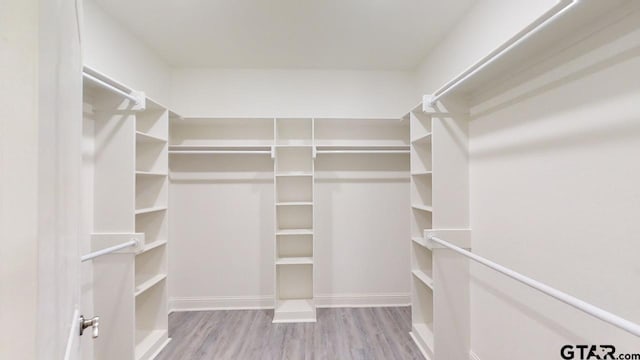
[168,144,411,310]
[83,0,171,105]
[170,68,419,118]
[468,10,640,358]
[0,1,39,357]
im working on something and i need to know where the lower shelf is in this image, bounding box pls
[273,299,316,323]
[410,323,434,360]
[135,329,169,360]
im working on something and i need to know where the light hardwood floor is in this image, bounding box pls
[156,307,424,360]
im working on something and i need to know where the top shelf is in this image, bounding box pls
[315,145,410,155]
[429,0,628,105]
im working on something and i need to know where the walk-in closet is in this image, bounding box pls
[2,0,640,359]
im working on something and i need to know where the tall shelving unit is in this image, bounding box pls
[408,100,470,360]
[408,105,435,359]
[134,100,170,359]
[83,68,172,360]
[273,118,316,323]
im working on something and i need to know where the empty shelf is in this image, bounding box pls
[140,240,167,253]
[411,133,432,144]
[276,229,314,236]
[135,274,167,297]
[275,172,313,177]
[135,206,167,215]
[135,329,168,360]
[275,144,313,148]
[136,131,167,143]
[273,299,316,323]
[411,204,433,212]
[315,145,410,155]
[276,202,313,206]
[136,170,168,177]
[412,270,434,290]
[410,171,433,176]
[412,323,435,354]
[412,236,429,249]
[276,257,314,265]
[169,145,272,155]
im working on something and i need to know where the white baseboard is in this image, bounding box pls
[169,295,273,312]
[315,293,410,308]
[470,351,482,360]
[169,293,410,313]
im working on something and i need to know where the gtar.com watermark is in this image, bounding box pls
[561,345,640,360]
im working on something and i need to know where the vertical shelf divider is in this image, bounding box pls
[273,118,316,323]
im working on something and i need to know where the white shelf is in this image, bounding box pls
[140,240,167,253]
[412,323,435,355]
[135,206,167,215]
[276,202,313,206]
[276,229,314,236]
[169,145,272,155]
[411,133,432,144]
[412,236,429,249]
[136,170,168,177]
[275,172,313,177]
[412,269,434,290]
[134,329,169,360]
[411,204,433,212]
[136,131,167,143]
[273,299,316,323]
[134,274,167,297]
[315,145,410,155]
[276,257,313,265]
[411,171,433,176]
[275,143,313,148]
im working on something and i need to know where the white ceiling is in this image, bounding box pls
[93,0,475,70]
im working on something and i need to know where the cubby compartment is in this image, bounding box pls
[135,280,168,359]
[410,143,432,174]
[410,110,432,144]
[137,107,168,141]
[412,276,434,357]
[136,210,168,252]
[277,235,313,259]
[276,118,312,146]
[411,174,432,208]
[170,117,274,147]
[277,205,313,231]
[277,264,313,300]
[412,243,433,288]
[275,147,312,173]
[411,209,432,238]
[136,141,168,173]
[276,176,313,203]
[136,175,167,211]
[134,245,167,296]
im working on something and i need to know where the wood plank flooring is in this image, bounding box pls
[156,307,424,360]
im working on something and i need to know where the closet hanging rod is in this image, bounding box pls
[83,72,141,105]
[427,234,640,338]
[80,239,138,262]
[426,0,579,106]
[169,150,272,155]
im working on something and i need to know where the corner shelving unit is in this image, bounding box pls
[407,99,471,360]
[273,118,316,323]
[83,67,173,360]
[134,98,170,360]
[408,105,435,360]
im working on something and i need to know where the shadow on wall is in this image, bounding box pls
[471,274,589,346]
[470,8,640,122]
